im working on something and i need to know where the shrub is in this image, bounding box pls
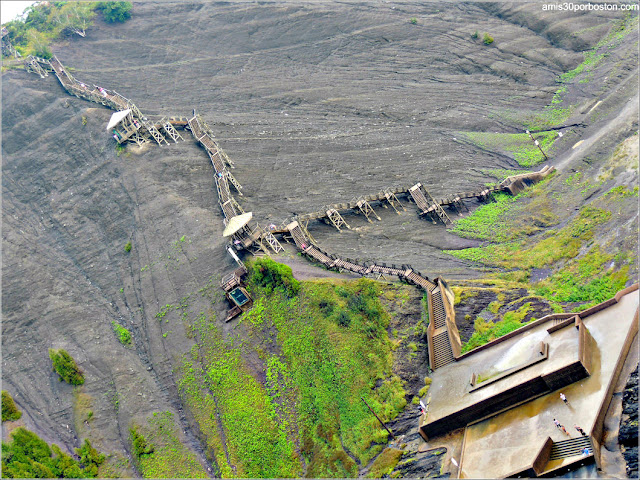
[96,2,133,23]
[250,257,300,296]
[409,17,418,25]
[2,427,102,478]
[2,390,22,422]
[471,30,479,39]
[124,240,132,252]
[483,33,494,45]
[112,322,132,345]
[130,426,154,458]
[335,309,352,327]
[49,349,84,385]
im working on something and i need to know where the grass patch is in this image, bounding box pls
[367,448,404,478]
[130,412,207,478]
[49,348,84,385]
[461,303,533,353]
[462,131,558,167]
[2,391,22,422]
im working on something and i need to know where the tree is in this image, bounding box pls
[96,2,133,23]
[51,2,96,37]
[26,28,52,58]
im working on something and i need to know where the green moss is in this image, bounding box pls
[49,349,84,385]
[367,448,404,478]
[2,390,22,422]
[112,322,132,345]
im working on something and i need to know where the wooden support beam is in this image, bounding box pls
[326,208,350,231]
[384,188,405,213]
[356,198,381,222]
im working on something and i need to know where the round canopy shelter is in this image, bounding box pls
[223,212,253,237]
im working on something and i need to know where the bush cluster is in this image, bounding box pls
[2,390,22,422]
[2,1,132,59]
[2,428,104,478]
[130,426,154,458]
[250,257,300,296]
[49,348,84,385]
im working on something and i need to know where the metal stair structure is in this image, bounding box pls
[549,437,592,460]
[431,331,455,369]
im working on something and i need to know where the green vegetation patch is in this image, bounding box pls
[461,303,533,353]
[534,245,629,310]
[112,321,132,345]
[2,427,104,478]
[49,348,84,385]
[2,391,22,422]
[2,2,133,59]
[177,271,408,478]
[367,448,404,478]
[130,412,207,478]
[448,205,611,269]
[250,256,300,296]
[462,131,558,167]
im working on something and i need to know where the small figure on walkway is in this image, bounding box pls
[574,424,587,436]
[560,425,569,435]
[582,447,591,456]
[560,392,569,405]
[553,418,561,429]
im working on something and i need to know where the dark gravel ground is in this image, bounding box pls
[2,1,636,475]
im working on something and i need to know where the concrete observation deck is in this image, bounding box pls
[421,286,638,478]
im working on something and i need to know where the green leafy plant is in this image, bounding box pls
[95,1,132,23]
[250,257,300,296]
[124,240,132,252]
[409,17,418,25]
[2,390,22,422]
[471,30,479,39]
[2,427,104,478]
[483,33,494,45]
[130,426,154,458]
[112,322,132,345]
[49,348,84,385]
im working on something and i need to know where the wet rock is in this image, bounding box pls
[619,365,638,477]
[392,447,449,479]
[622,446,637,479]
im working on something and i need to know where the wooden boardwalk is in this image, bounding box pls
[286,221,437,291]
[24,53,556,372]
[279,170,552,231]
